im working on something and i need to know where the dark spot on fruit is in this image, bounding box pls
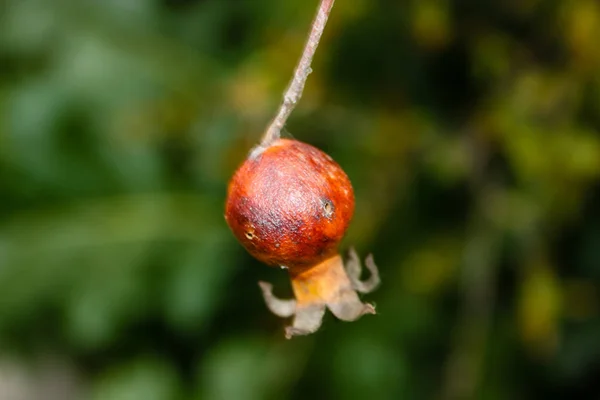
[322,198,334,219]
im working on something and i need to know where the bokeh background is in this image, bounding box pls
[1,0,600,399]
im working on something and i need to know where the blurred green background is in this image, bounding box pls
[1,0,600,399]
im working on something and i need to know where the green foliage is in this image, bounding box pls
[1,0,600,399]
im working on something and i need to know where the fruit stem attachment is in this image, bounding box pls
[260,0,336,148]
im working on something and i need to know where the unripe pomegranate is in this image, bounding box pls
[225,138,379,338]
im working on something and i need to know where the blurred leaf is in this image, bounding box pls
[332,331,407,399]
[163,230,239,332]
[517,257,562,357]
[401,236,461,295]
[90,357,180,400]
[411,0,453,51]
[0,194,224,345]
[196,336,306,400]
[561,0,600,71]
[64,243,150,349]
[562,279,598,321]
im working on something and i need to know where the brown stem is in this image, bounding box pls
[260,0,336,148]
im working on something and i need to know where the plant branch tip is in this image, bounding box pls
[260,0,337,147]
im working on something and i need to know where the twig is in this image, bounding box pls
[260,0,336,148]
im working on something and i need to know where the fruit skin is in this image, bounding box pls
[224,138,355,269]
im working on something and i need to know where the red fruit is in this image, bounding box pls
[224,138,379,339]
[225,138,354,269]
